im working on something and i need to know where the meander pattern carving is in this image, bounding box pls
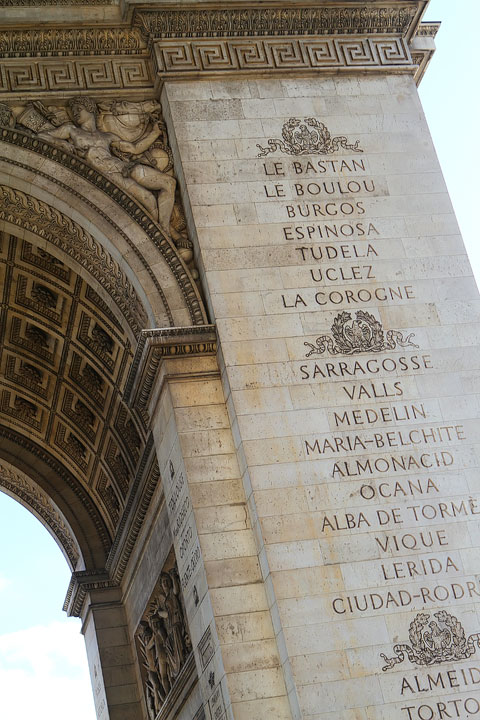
[154,36,411,76]
[0,6,423,93]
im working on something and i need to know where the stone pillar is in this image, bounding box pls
[131,328,292,720]
[77,584,142,720]
[160,70,480,720]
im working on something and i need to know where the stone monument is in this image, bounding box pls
[0,1,478,719]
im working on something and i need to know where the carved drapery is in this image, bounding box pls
[136,556,193,719]
[1,96,196,278]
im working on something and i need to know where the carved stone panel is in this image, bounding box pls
[135,551,193,720]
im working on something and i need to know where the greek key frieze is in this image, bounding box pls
[154,36,411,77]
[0,57,152,95]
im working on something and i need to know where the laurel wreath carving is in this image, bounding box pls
[257,117,363,157]
[304,311,418,356]
[381,611,480,671]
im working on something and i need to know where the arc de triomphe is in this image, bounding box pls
[1,2,478,719]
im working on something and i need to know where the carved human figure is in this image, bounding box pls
[37,96,176,234]
[148,609,171,698]
[155,571,190,680]
[138,621,163,720]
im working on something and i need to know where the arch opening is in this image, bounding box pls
[0,490,96,720]
[0,226,157,569]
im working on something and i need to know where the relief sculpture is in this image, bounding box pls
[257,116,363,157]
[2,97,195,274]
[304,310,419,356]
[34,97,176,234]
[381,611,480,671]
[137,565,192,719]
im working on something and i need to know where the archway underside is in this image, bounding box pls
[0,228,157,568]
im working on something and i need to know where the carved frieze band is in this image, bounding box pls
[154,35,411,77]
[0,28,145,57]
[0,58,152,95]
[0,8,431,91]
[135,6,418,39]
[0,26,150,95]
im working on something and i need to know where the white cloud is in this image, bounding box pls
[0,621,96,719]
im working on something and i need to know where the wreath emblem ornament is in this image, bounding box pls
[257,117,363,157]
[304,311,418,357]
[381,611,480,671]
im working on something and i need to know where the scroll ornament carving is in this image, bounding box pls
[5,97,196,277]
[137,567,192,718]
[382,612,480,671]
[304,311,419,356]
[257,117,363,157]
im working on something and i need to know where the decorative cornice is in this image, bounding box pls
[0,28,145,58]
[135,6,418,40]
[410,20,439,85]
[415,21,441,37]
[0,4,433,86]
[125,325,217,413]
[63,568,116,617]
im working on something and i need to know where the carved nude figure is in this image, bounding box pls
[37,96,176,233]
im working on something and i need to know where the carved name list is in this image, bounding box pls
[258,117,480,718]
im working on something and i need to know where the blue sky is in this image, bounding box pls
[0,492,95,718]
[0,1,477,717]
[420,0,480,286]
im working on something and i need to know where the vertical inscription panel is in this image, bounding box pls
[165,76,480,720]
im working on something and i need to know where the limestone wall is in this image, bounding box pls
[163,74,480,720]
